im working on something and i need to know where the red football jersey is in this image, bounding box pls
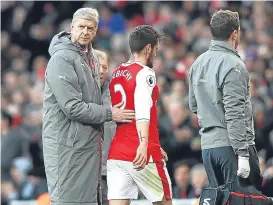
[108,62,162,163]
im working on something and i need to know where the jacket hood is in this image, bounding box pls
[209,40,241,58]
[48,31,79,56]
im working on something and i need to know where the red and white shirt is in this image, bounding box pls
[108,62,162,163]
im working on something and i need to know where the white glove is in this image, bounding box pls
[237,156,250,178]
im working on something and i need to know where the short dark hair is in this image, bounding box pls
[129,25,163,53]
[210,10,240,40]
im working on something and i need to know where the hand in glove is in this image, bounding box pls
[237,156,250,178]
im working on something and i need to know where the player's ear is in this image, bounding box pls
[144,44,151,56]
[146,44,151,53]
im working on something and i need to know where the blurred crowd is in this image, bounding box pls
[1,1,273,204]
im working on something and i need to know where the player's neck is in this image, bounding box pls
[127,54,147,66]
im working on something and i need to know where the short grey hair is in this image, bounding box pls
[72,8,99,25]
[94,49,108,61]
[190,163,207,178]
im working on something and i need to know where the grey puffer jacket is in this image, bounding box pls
[43,31,112,205]
[189,40,255,157]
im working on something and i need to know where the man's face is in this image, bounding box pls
[71,19,98,47]
[147,42,159,68]
[174,165,190,188]
[98,55,108,86]
[191,171,207,189]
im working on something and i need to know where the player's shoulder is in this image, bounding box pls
[118,61,156,78]
[135,64,156,87]
[142,65,156,77]
[134,62,155,77]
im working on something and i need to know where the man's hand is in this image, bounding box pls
[237,156,250,178]
[160,147,168,161]
[133,143,147,171]
[112,102,135,123]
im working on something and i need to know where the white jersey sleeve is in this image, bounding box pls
[134,66,156,122]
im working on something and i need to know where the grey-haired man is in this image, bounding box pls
[43,8,134,205]
[94,49,116,205]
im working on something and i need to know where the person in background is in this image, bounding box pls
[172,160,194,199]
[94,49,116,205]
[188,163,208,198]
[1,111,30,204]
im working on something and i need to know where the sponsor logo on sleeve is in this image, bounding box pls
[146,75,156,87]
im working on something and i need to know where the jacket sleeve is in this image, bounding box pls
[222,67,249,157]
[188,68,197,114]
[46,55,112,124]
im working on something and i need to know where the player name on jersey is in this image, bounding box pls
[112,69,133,81]
[108,62,162,163]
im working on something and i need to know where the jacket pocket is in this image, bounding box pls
[57,113,78,148]
[72,123,100,150]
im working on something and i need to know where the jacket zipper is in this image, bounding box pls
[80,53,102,103]
[80,52,104,132]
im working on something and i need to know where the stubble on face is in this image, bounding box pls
[147,43,159,68]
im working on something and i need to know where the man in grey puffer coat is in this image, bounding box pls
[43,8,134,205]
[189,10,262,189]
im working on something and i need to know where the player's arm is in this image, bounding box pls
[135,67,156,145]
[133,67,156,170]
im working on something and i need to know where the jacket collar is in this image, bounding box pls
[209,40,241,58]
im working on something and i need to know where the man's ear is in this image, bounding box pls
[147,44,151,52]
[145,44,152,54]
[232,30,238,40]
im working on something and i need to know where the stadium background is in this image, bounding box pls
[1,1,273,205]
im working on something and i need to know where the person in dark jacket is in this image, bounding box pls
[94,49,116,205]
[43,8,134,205]
[188,10,262,189]
[172,160,194,199]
